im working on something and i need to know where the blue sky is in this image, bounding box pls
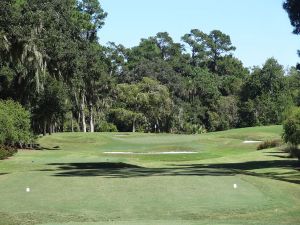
[99,0,299,68]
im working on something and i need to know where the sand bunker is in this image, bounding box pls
[243,140,263,144]
[103,151,198,155]
[114,134,130,137]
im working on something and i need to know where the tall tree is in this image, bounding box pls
[283,0,300,34]
[206,30,236,72]
[114,78,172,132]
[182,29,208,67]
[239,58,292,126]
[283,0,300,68]
[77,0,107,42]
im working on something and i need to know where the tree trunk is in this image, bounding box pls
[132,119,136,133]
[81,94,87,133]
[43,120,47,136]
[71,113,74,132]
[89,104,94,133]
[78,110,81,130]
[48,121,52,135]
[81,109,87,133]
[156,119,160,133]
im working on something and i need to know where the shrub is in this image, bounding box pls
[0,145,17,160]
[95,121,118,132]
[0,100,31,147]
[257,139,282,150]
[282,107,300,159]
[183,123,207,134]
[285,145,300,160]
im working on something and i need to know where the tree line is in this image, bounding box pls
[282,0,300,158]
[0,0,300,139]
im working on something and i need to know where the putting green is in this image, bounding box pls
[0,125,299,225]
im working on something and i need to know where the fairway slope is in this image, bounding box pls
[0,126,299,225]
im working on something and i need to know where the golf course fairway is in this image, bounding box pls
[0,125,299,225]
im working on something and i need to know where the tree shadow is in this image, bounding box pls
[265,154,293,159]
[48,162,142,170]
[35,146,61,151]
[175,160,300,184]
[0,173,8,176]
[45,160,300,185]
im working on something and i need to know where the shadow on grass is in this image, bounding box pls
[45,160,300,184]
[265,154,293,159]
[0,173,8,176]
[36,146,61,151]
[48,162,142,170]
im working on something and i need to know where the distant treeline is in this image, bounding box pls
[0,0,299,135]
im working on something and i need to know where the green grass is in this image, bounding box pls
[0,125,300,225]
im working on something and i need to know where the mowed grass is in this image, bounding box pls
[0,125,300,225]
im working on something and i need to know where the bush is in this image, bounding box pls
[282,107,300,159]
[0,145,17,160]
[182,123,207,134]
[257,139,282,150]
[284,145,300,160]
[0,100,31,147]
[95,121,118,132]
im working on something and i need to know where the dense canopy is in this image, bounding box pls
[0,0,299,137]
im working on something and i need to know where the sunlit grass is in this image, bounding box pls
[0,125,299,225]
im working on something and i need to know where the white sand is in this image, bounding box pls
[103,151,198,155]
[243,140,263,144]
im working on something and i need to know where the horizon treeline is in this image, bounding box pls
[0,0,300,135]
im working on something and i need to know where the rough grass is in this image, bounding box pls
[0,125,300,225]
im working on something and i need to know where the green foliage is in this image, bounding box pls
[114,77,172,132]
[94,121,118,132]
[32,76,68,134]
[109,108,145,132]
[238,100,258,127]
[286,67,300,106]
[239,58,292,126]
[282,107,300,157]
[215,96,239,130]
[283,0,300,69]
[216,56,249,77]
[283,0,300,35]
[0,145,17,160]
[0,100,31,147]
[63,112,80,132]
[181,29,236,71]
[0,1,298,136]
[179,122,207,134]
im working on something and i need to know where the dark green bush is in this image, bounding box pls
[257,139,282,150]
[0,100,31,147]
[282,107,300,159]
